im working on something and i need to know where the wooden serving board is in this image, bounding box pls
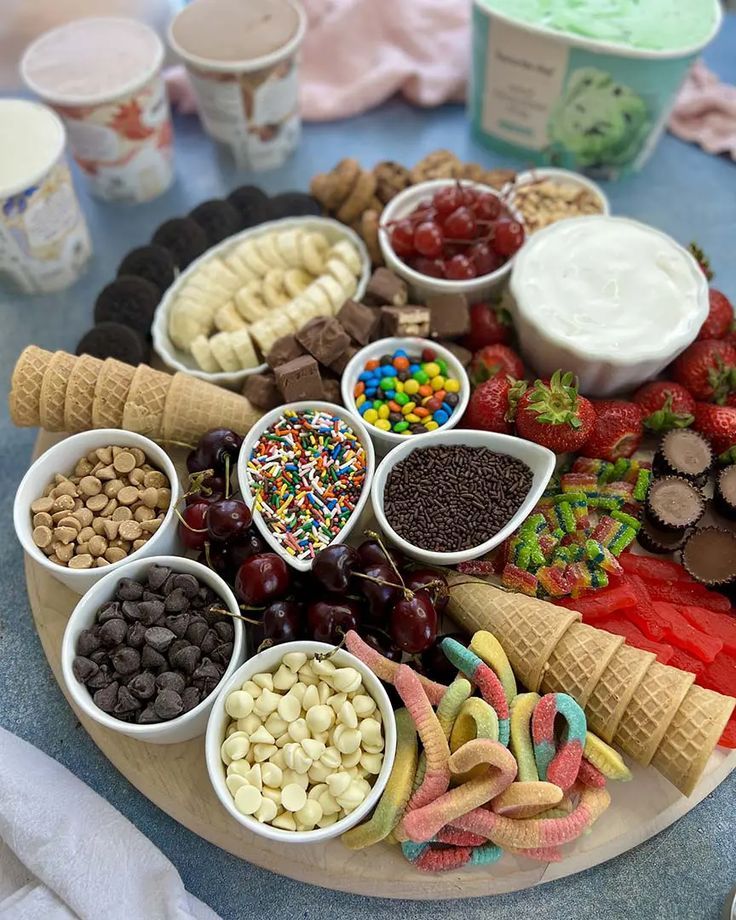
[25,431,736,899]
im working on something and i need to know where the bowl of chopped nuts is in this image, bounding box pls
[503,168,609,234]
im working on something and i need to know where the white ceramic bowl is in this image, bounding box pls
[61,555,246,744]
[237,401,375,572]
[341,337,471,456]
[504,167,610,227]
[205,640,397,844]
[152,216,371,389]
[14,429,181,595]
[371,429,555,565]
[378,178,524,301]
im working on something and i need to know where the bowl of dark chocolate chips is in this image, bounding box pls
[371,429,555,565]
[61,556,246,743]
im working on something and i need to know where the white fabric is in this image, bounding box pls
[0,726,220,920]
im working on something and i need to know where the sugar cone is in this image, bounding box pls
[92,359,136,429]
[613,661,694,766]
[63,354,103,433]
[122,364,172,439]
[540,622,624,707]
[9,345,52,427]
[445,575,579,692]
[39,350,76,431]
[651,684,735,796]
[585,641,656,743]
[161,372,261,446]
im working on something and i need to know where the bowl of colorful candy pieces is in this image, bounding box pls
[341,338,470,455]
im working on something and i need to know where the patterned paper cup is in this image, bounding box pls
[168,0,307,171]
[21,18,174,203]
[0,99,91,294]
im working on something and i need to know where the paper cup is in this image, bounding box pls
[168,0,306,171]
[21,17,174,203]
[0,99,91,294]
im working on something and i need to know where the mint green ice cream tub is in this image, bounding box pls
[470,0,722,178]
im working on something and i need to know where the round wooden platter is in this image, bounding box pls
[25,431,736,899]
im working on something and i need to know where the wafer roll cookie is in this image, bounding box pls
[91,358,135,429]
[39,350,76,431]
[9,345,52,427]
[445,575,579,692]
[122,364,172,438]
[63,354,103,433]
[162,372,261,446]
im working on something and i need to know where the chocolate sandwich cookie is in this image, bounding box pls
[715,465,736,519]
[645,475,705,532]
[227,184,270,229]
[152,217,208,269]
[117,245,176,295]
[653,428,712,486]
[267,191,322,220]
[76,322,148,366]
[189,198,241,246]
[681,527,736,589]
[94,275,160,338]
[636,519,685,555]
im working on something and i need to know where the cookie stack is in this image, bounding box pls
[9,346,261,446]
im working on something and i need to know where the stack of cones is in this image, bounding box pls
[446,574,735,796]
[9,346,261,447]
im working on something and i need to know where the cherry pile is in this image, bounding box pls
[387,182,525,281]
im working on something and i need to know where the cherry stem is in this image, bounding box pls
[209,605,264,626]
[174,506,208,532]
[225,454,231,500]
[185,468,217,502]
[157,437,198,450]
[315,630,348,660]
[365,529,405,587]
[352,570,413,600]
[257,638,274,654]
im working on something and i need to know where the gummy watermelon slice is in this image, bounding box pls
[679,605,736,656]
[595,616,674,664]
[698,652,736,698]
[667,647,705,677]
[554,584,637,621]
[619,554,694,583]
[646,581,731,612]
[651,602,724,663]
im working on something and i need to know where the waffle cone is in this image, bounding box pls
[445,575,579,691]
[651,684,735,796]
[122,364,172,439]
[92,359,136,429]
[63,354,103,433]
[585,641,656,743]
[613,661,694,765]
[540,622,624,707]
[161,372,261,447]
[39,351,76,431]
[9,345,52,427]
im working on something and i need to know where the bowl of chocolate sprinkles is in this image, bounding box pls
[371,430,555,564]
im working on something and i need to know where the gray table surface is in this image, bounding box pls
[2,18,736,920]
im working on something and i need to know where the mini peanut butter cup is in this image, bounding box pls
[715,465,736,520]
[636,519,686,555]
[653,429,712,485]
[681,527,736,589]
[645,476,705,532]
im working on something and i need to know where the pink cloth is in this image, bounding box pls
[668,60,736,161]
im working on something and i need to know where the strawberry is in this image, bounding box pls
[469,344,524,385]
[688,242,714,281]
[580,400,643,461]
[693,403,736,454]
[672,339,736,403]
[463,376,514,433]
[514,370,595,453]
[697,289,734,340]
[463,301,512,350]
[632,380,695,431]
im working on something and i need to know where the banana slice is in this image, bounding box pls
[249,312,296,358]
[301,232,329,275]
[300,281,334,316]
[215,300,248,332]
[283,268,314,298]
[209,331,241,372]
[190,334,222,373]
[285,296,320,326]
[314,274,347,313]
[277,229,303,267]
[236,240,270,277]
[329,239,362,275]
[229,329,260,370]
[325,258,358,297]
[169,299,211,350]
[224,250,258,283]
[180,276,231,307]
[234,282,271,322]
[200,258,241,292]
[256,232,289,268]
[262,269,291,310]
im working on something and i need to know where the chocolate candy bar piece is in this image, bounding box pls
[328,345,358,376]
[380,305,431,337]
[296,317,351,367]
[242,373,282,410]
[337,299,380,346]
[363,267,408,306]
[438,340,473,368]
[266,334,306,370]
[322,377,343,405]
[274,355,325,401]
[427,293,470,339]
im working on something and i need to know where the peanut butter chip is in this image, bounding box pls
[96,464,116,481]
[156,488,172,510]
[104,479,124,498]
[118,520,142,541]
[86,493,108,512]
[130,448,146,466]
[32,525,53,548]
[134,505,155,522]
[112,506,133,522]
[128,468,145,486]
[78,526,95,542]
[31,497,53,514]
[88,535,108,557]
[100,498,118,518]
[140,518,162,534]
[104,547,127,564]
[92,517,107,535]
[143,471,167,489]
[74,508,94,527]
[33,512,53,528]
[68,553,93,569]
[57,515,81,532]
[75,459,94,477]
[117,486,140,506]
[79,476,102,496]
[96,447,113,465]
[113,450,136,474]
[132,538,147,551]
[52,495,75,513]
[95,557,110,567]
[56,543,74,563]
[102,519,119,540]
[54,481,78,497]
[54,526,78,545]
[140,487,159,509]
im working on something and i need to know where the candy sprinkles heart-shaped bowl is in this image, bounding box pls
[237,401,375,572]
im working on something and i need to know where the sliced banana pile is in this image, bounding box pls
[168,228,363,373]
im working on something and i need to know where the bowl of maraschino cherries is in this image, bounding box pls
[379,179,525,300]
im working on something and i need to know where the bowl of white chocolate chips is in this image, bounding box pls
[205,640,397,842]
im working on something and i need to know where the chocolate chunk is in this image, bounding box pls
[296,317,351,366]
[117,245,175,295]
[322,377,343,405]
[77,628,101,657]
[170,644,201,675]
[99,618,127,647]
[164,588,190,613]
[227,184,270,229]
[189,198,241,247]
[328,346,357,376]
[128,671,156,700]
[138,600,166,625]
[155,671,187,695]
[181,686,202,712]
[111,646,141,675]
[266,334,307,370]
[682,527,736,588]
[94,275,160,339]
[438,339,472,368]
[141,646,167,671]
[144,626,176,653]
[137,705,159,724]
[76,323,147,367]
[126,621,147,648]
[151,217,208,270]
[380,305,430,337]
[426,293,470,339]
[115,685,142,713]
[337,299,380,345]
[117,578,144,601]
[98,601,123,623]
[93,681,119,713]
[242,373,282,411]
[154,688,184,720]
[274,355,325,402]
[147,564,171,592]
[363,267,408,306]
[645,476,705,532]
[72,656,99,683]
[165,613,191,638]
[185,616,209,646]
